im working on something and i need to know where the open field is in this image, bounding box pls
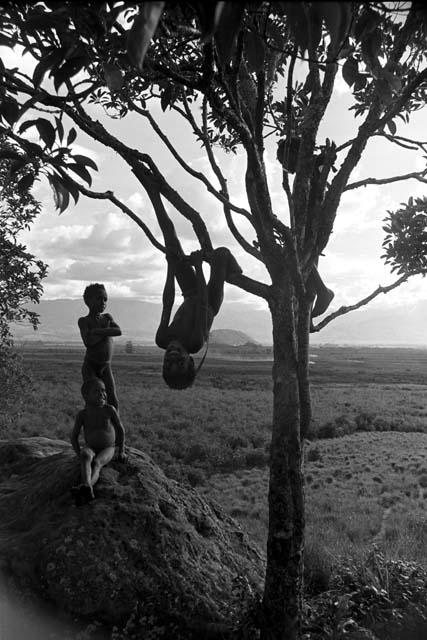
[3,344,427,578]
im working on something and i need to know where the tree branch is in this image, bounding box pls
[375,131,427,151]
[345,169,427,191]
[311,271,424,332]
[129,98,253,224]
[318,6,426,254]
[52,168,165,252]
[199,98,261,260]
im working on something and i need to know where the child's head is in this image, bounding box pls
[162,348,196,389]
[81,378,107,406]
[83,283,107,312]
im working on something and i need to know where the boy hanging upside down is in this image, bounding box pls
[156,247,242,389]
[70,378,127,506]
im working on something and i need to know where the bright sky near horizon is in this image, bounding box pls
[3,43,427,323]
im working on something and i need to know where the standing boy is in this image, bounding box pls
[78,283,121,410]
[70,378,126,505]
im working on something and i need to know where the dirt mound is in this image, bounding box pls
[0,437,264,638]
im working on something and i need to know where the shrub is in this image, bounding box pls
[304,542,334,596]
[302,548,427,639]
[245,449,268,469]
[355,412,376,431]
[334,414,355,436]
[183,443,208,464]
[317,422,337,439]
[332,549,427,639]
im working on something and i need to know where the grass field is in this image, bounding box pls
[3,344,427,583]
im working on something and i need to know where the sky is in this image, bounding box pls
[3,41,427,326]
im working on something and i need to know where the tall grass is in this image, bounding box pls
[2,347,426,574]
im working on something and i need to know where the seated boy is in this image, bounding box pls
[78,283,122,410]
[155,247,242,389]
[70,378,127,506]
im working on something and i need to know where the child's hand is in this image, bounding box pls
[117,451,128,463]
[189,250,204,266]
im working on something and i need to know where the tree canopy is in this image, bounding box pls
[0,1,426,288]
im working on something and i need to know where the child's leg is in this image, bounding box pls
[90,446,115,487]
[80,447,95,488]
[207,248,242,316]
[81,359,99,382]
[102,365,119,411]
[310,265,334,317]
[171,254,198,298]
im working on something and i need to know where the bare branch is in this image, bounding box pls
[345,169,427,191]
[375,131,427,151]
[53,169,165,252]
[129,98,253,223]
[199,98,261,260]
[312,271,425,332]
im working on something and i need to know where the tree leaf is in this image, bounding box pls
[67,128,77,146]
[52,56,86,92]
[353,73,368,92]
[48,174,62,211]
[56,179,70,213]
[72,154,98,171]
[0,98,20,125]
[9,157,28,175]
[103,62,124,91]
[67,162,92,186]
[160,84,174,112]
[17,174,35,191]
[55,117,64,143]
[0,149,22,161]
[48,174,70,213]
[35,118,56,149]
[386,119,397,135]
[126,2,165,70]
[342,56,358,87]
[32,48,64,88]
[59,173,80,205]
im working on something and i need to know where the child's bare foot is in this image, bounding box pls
[311,288,334,318]
[188,250,205,266]
[226,251,243,278]
[73,484,95,506]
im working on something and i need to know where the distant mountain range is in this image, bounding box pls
[10,297,427,347]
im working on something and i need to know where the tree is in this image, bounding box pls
[0,137,47,422]
[1,2,426,637]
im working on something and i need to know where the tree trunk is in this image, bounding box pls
[261,284,305,640]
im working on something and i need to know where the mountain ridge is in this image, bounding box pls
[10,297,427,347]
